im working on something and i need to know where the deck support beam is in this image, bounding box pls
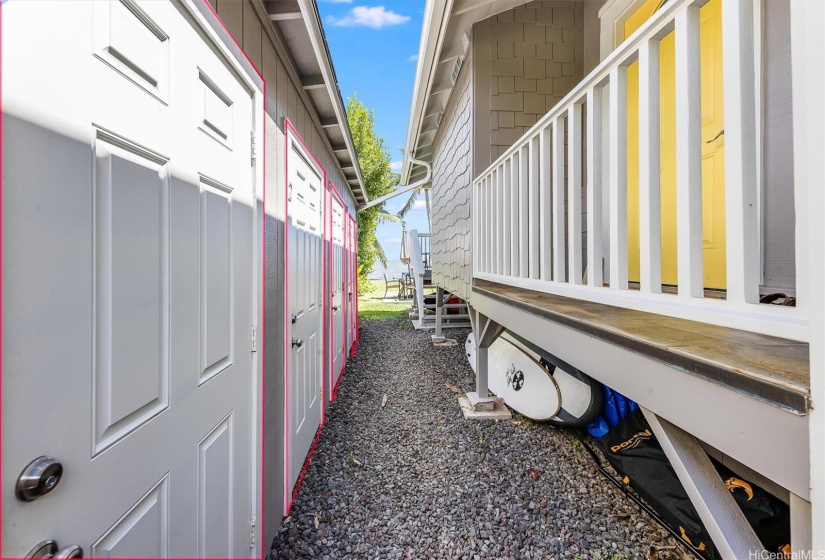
[467,307,504,410]
[641,408,765,559]
[434,287,444,339]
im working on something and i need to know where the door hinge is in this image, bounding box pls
[251,132,257,166]
[251,325,258,352]
[250,516,257,548]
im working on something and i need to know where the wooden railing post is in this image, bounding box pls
[511,152,521,276]
[639,39,662,294]
[552,119,566,282]
[608,67,628,290]
[675,5,703,298]
[519,145,530,278]
[503,159,512,276]
[568,103,584,284]
[540,127,553,280]
[586,87,604,287]
[529,136,540,279]
[722,0,759,304]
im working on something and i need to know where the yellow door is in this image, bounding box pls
[625,0,726,290]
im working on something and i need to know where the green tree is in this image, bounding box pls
[347,94,400,291]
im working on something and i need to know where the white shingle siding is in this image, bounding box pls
[431,49,474,302]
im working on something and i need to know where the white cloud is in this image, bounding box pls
[383,237,402,244]
[413,199,427,209]
[328,6,410,28]
[321,0,352,3]
[390,160,403,173]
[409,54,418,61]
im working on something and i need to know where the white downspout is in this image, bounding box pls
[357,157,432,212]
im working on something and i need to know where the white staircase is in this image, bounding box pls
[408,229,471,331]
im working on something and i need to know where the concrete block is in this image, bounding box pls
[492,21,523,42]
[466,391,497,411]
[546,61,562,77]
[515,77,537,92]
[536,43,554,60]
[553,7,575,28]
[498,41,514,59]
[524,58,545,79]
[514,7,535,22]
[524,92,546,114]
[490,92,523,111]
[499,110,515,128]
[498,76,515,94]
[546,26,562,43]
[554,42,575,63]
[491,58,524,77]
[524,22,545,44]
[459,395,512,420]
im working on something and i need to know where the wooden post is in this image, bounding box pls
[675,5,703,298]
[568,103,583,284]
[586,87,604,287]
[608,66,628,290]
[790,0,825,551]
[638,38,662,294]
[552,118,566,282]
[434,286,444,339]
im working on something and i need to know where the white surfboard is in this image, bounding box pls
[466,331,602,425]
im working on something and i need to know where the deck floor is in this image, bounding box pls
[474,280,810,414]
[270,315,688,559]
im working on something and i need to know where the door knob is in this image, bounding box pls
[26,540,83,558]
[292,338,304,348]
[16,456,63,502]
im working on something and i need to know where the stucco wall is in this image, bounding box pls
[211,0,358,545]
[431,50,474,301]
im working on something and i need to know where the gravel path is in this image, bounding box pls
[270,315,687,560]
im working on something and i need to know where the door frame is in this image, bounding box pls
[328,181,347,400]
[347,213,359,355]
[283,118,326,513]
[191,2,265,555]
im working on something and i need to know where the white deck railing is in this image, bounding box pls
[472,0,808,342]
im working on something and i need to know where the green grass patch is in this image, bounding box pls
[359,279,408,321]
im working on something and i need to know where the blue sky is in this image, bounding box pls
[318,0,429,268]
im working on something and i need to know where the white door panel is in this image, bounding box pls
[330,194,346,391]
[2,1,257,557]
[286,136,323,496]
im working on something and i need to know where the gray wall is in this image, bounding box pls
[431,50,474,301]
[211,0,358,547]
[761,0,795,294]
[428,0,586,303]
[473,0,585,176]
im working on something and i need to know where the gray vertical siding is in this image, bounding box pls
[213,0,358,546]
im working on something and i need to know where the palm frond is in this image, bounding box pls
[376,211,402,225]
[373,237,388,269]
[397,187,423,218]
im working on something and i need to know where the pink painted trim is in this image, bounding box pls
[328,182,346,401]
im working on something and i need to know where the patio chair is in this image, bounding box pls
[383,273,401,299]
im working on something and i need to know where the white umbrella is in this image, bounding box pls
[400,229,412,265]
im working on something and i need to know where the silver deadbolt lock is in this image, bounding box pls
[16,456,62,502]
[26,540,83,558]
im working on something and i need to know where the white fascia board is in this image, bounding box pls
[402,0,453,184]
[297,0,368,205]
